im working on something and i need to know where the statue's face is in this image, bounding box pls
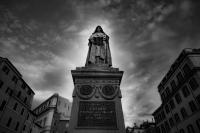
[96,26,102,32]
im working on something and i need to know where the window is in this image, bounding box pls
[24,97,27,103]
[187,124,195,133]
[180,107,188,119]
[9,89,13,96]
[157,116,161,123]
[196,119,200,131]
[21,108,24,115]
[164,121,170,132]
[189,77,199,91]
[2,65,9,75]
[161,93,165,101]
[21,82,26,89]
[179,129,185,133]
[156,126,161,133]
[5,87,12,96]
[47,101,50,106]
[27,113,29,120]
[6,117,12,127]
[189,101,197,112]
[27,89,31,95]
[175,93,182,104]
[183,64,192,76]
[156,116,160,123]
[196,94,200,105]
[12,76,18,84]
[158,114,162,122]
[161,111,166,120]
[44,117,47,126]
[23,125,26,131]
[38,120,42,125]
[166,87,170,96]
[161,124,166,133]
[169,118,174,127]
[174,113,181,123]
[5,87,10,94]
[44,104,47,109]
[13,103,18,110]
[171,80,176,90]
[0,80,4,88]
[0,100,6,111]
[182,85,190,97]
[177,72,184,84]
[17,91,21,98]
[15,122,19,131]
[169,99,175,110]
[165,104,170,114]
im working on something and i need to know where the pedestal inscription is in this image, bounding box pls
[77,101,117,128]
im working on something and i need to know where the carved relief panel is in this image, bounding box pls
[75,79,120,100]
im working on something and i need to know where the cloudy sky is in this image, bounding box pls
[0,0,200,126]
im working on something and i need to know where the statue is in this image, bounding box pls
[86,26,112,67]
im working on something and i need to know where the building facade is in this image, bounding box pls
[153,48,200,133]
[0,57,35,133]
[33,93,71,133]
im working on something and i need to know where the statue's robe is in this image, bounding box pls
[86,32,112,66]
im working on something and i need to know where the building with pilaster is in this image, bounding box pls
[153,48,200,133]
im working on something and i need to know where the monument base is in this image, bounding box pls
[68,67,126,133]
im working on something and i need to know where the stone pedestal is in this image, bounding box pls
[68,66,126,133]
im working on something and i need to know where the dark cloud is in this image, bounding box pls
[35,68,66,91]
[108,0,200,125]
[1,0,77,23]
[1,0,200,126]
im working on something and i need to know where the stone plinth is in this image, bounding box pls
[68,67,126,133]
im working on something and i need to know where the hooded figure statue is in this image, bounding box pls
[85,26,112,67]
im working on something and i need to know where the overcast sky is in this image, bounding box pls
[0,0,200,126]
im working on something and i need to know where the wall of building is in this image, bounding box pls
[57,96,71,120]
[153,49,200,133]
[0,58,35,133]
[33,94,72,133]
[22,112,37,133]
[0,57,72,133]
[35,108,56,132]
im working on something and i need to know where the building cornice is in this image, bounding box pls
[0,56,35,94]
[158,48,200,92]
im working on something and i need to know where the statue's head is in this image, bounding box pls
[93,25,104,33]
